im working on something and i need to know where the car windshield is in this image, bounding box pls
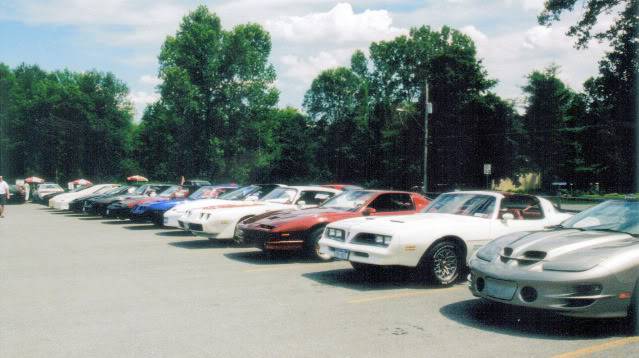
[189,186,219,200]
[133,185,148,195]
[219,185,260,200]
[422,193,496,218]
[321,190,375,211]
[261,188,297,204]
[159,186,180,197]
[102,186,125,195]
[561,200,639,236]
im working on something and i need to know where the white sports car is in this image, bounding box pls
[318,191,573,285]
[34,183,64,201]
[49,184,119,210]
[178,186,341,240]
[163,184,283,228]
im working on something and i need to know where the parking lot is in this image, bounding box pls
[1,204,638,357]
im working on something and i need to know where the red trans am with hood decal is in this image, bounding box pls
[236,190,430,260]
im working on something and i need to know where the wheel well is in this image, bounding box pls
[423,236,468,261]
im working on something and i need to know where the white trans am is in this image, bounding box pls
[318,191,573,285]
[49,184,119,210]
[178,186,341,240]
[163,184,282,228]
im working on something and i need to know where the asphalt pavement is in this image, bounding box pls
[1,204,637,357]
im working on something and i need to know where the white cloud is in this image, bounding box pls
[266,3,406,44]
[139,75,162,86]
[128,91,160,120]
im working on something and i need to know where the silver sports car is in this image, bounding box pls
[468,199,639,333]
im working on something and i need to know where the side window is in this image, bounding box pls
[500,196,545,220]
[297,191,335,205]
[368,194,415,212]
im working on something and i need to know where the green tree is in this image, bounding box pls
[157,5,278,182]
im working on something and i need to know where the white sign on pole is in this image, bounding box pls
[483,163,492,175]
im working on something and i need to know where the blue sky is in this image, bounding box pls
[0,1,609,119]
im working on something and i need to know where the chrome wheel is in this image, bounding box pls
[432,245,459,283]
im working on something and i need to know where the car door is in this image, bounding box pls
[366,193,418,216]
[490,195,550,238]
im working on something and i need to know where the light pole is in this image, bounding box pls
[423,80,430,193]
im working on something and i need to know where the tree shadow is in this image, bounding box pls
[169,239,234,250]
[224,250,329,266]
[440,299,630,340]
[302,267,456,292]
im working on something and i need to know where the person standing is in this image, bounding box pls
[24,182,30,202]
[0,176,10,218]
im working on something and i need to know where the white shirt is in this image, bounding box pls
[0,180,9,195]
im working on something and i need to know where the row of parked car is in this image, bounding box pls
[41,181,639,334]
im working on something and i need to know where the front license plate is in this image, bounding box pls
[106,209,110,215]
[484,278,517,300]
[334,248,350,260]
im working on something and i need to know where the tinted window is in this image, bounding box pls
[296,191,335,205]
[368,193,415,212]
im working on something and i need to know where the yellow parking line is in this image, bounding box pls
[552,337,639,358]
[348,286,465,304]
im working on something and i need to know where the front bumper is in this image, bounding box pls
[237,228,305,251]
[318,238,410,267]
[164,212,184,228]
[468,257,632,318]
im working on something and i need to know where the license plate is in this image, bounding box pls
[106,209,110,215]
[163,218,168,224]
[334,248,350,260]
[484,278,517,300]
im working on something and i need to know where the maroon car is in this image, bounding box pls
[237,190,430,260]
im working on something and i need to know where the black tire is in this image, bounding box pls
[304,226,331,261]
[628,280,639,336]
[419,240,463,286]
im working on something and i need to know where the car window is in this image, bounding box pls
[368,193,415,212]
[423,194,496,217]
[499,195,545,220]
[296,191,335,205]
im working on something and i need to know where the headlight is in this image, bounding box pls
[326,228,345,241]
[476,244,502,262]
[374,234,392,246]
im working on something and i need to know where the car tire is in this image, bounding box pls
[305,226,332,261]
[628,280,639,336]
[419,240,463,286]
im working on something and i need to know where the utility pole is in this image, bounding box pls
[423,80,431,193]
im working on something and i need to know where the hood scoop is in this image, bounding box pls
[500,248,547,265]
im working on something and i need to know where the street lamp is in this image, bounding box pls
[396,80,432,193]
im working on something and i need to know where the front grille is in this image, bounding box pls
[242,229,279,245]
[189,223,203,231]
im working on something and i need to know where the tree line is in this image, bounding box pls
[0,1,636,193]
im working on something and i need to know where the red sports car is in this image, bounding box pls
[237,190,430,260]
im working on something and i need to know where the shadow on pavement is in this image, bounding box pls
[225,250,335,266]
[102,220,131,225]
[78,217,109,221]
[302,267,453,292]
[440,299,629,339]
[169,239,234,249]
[156,231,193,237]
[123,224,158,231]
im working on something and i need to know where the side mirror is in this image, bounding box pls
[297,200,306,206]
[362,207,377,216]
[502,213,515,222]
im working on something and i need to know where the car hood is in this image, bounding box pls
[491,229,639,272]
[242,207,357,230]
[329,213,484,235]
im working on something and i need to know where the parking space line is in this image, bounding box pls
[552,337,639,358]
[348,286,465,304]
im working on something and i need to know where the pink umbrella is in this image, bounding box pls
[69,179,92,186]
[24,176,45,184]
[127,175,149,182]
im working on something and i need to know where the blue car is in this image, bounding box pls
[131,184,239,226]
